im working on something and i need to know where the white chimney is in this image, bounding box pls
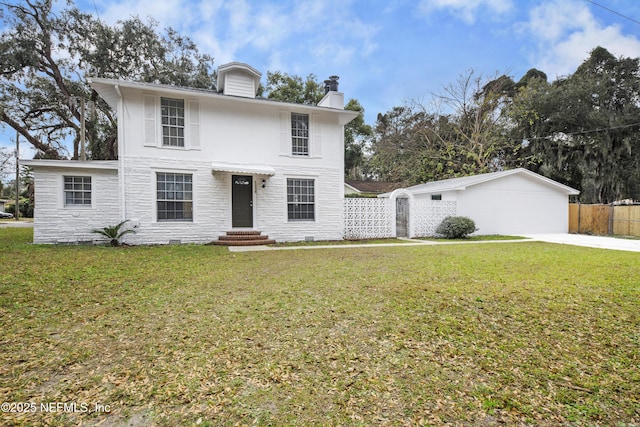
[318,75,344,109]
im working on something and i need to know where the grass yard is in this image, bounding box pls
[419,235,529,242]
[0,227,639,426]
[272,238,413,247]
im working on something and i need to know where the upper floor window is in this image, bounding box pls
[64,176,91,206]
[291,113,309,156]
[161,97,185,147]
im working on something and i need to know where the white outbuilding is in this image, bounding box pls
[380,168,580,235]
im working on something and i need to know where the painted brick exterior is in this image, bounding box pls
[25,63,357,244]
[32,167,120,244]
[122,156,344,244]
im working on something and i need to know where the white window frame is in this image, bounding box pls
[161,97,185,147]
[291,113,309,156]
[63,175,92,207]
[287,178,315,221]
[156,172,193,222]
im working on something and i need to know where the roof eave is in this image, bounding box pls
[87,77,359,122]
[344,183,360,193]
[20,159,119,170]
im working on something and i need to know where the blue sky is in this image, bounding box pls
[3,0,640,160]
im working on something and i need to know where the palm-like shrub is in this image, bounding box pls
[435,216,478,239]
[92,220,136,246]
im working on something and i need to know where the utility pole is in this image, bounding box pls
[15,130,20,221]
[80,97,86,161]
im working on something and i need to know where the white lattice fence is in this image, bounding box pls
[344,198,457,239]
[413,200,457,237]
[344,198,393,239]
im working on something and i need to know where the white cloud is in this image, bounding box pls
[417,0,513,23]
[97,0,193,27]
[95,0,379,75]
[523,0,640,78]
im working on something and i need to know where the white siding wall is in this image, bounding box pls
[222,73,256,98]
[456,174,570,234]
[32,168,120,244]
[122,88,344,167]
[121,156,219,244]
[30,82,349,244]
[122,156,343,244]
[413,191,458,202]
[114,86,346,243]
[256,166,344,242]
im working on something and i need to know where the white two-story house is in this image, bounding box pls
[23,62,359,244]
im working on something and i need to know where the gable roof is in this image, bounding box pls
[345,180,404,194]
[380,168,580,196]
[217,62,261,93]
[88,77,360,125]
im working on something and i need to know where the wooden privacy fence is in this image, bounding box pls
[569,204,640,237]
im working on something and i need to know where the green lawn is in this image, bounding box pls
[1,228,638,426]
[419,234,529,241]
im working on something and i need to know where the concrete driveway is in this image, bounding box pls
[523,233,640,252]
[231,234,640,253]
[232,233,640,253]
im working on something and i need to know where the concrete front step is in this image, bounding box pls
[212,230,276,246]
[219,234,271,241]
[225,231,262,236]
[211,238,276,246]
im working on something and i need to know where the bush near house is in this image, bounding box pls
[91,220,136,246]
[3,198,33,218]
[436,216,478,238]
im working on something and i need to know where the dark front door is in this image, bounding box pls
[232,175,253,227]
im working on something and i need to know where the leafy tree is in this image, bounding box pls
[368,106,413,183]
[0,0,216,160]
[436,70,520,173]
[344,99,372,179]
[515,68,547,88]
[264,71,325,105]
[368,105,439,183]
[369,70,521,184]
[0,146,12,180]
[509,47,640,203]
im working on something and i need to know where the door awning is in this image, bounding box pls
[211,161,276,176]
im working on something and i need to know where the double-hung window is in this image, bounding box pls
[161,97,185,147]
[64,176,91,206]
[291,113,309,156]
[287,178,315,221]
[157,173,193,221]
